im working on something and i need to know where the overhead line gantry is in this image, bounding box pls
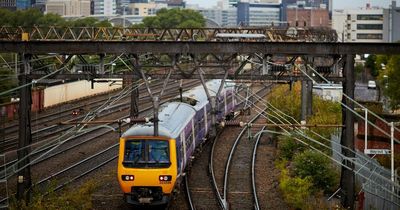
[1,26,400,210]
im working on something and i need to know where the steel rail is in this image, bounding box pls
[0,80,204,205]
[184,175,196,210]
[251,125,266,210]
[0,80,187,153]
[0,81,197,177]
[208,85,272,210]
[222,111,264,209]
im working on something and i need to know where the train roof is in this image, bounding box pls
[180,80,235,110]
[122,101,196,139]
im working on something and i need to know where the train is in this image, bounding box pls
[0,79,121,121]
[117,80,237,206]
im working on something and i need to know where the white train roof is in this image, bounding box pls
[122,102,196,139]
[180,80,235,111]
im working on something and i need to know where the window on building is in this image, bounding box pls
[357,33,383,39]
[357,24,383,30]
[134,8,139,15]
[357,14,383,21]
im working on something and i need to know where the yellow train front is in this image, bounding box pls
[118,135,178,205]
[117,80,236,206]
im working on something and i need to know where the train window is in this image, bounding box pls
[123,140,171,168]
[148,141,169,164]
[124,140,145,163]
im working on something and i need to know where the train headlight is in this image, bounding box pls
[159,175,172,181]
[122,175,134,181]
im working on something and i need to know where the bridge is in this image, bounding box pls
[1,26,400,210]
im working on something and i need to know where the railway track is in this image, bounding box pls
[183,84,273,210]
[0,79,203,206]
[0,80,169,153]
[251,125,266,210]
[0,80,200,177]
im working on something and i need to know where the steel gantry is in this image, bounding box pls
[1,37,400,210]
[0,26,338,42]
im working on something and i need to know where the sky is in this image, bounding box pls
[186,0,396,9]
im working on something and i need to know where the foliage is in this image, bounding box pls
[0,8,111,27]
[292,150,338,193]
[142,8,205,28]
[0,68,17,103]
[277,135,305,160]
[10,180,98,210]
[307,95,342,138]
[68,17,112,27]
[268,83,301,122]
[354,63,364,74]
[381,55,400,109]
[365,54,378,77]
[277,160,313,209]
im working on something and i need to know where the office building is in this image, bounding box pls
[46,0,91,16]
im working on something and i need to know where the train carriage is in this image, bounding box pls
[117,80,236,206]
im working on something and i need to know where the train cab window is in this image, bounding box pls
[148,141,169,164]
[124,141,145,163]
[123,140,170,168]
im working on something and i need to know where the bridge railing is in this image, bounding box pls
[0,26,337,42]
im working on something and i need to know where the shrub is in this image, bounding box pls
[279,160,313,209]
[10,180,98,210]
[292,150,337,193]
[278,134,304,160]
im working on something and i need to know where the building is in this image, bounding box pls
[332,5,386,42]
[237,2,282,26]
[282,0,329,8]
[286,6,330,27]
[128,1,166,16]
[46,0,91,16]
[93,0,116,15]
[383,1,400,42]
[197,7,236,27]
[0,0,16,10]
[166,0,185,8]
[17,0,34,9]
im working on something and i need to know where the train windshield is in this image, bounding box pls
[123,140,170,168]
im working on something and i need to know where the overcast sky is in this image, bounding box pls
[186,0,396,9]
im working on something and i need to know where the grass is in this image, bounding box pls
[9,180,98,210]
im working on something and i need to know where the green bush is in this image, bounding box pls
[292,150,337,193]
[278,160,313,209]
[278,134,304,160]
[268,83,301,122]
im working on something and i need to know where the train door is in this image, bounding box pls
[180,131,186,173]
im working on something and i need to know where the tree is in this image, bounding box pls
[38,13,66,26]
[0,8,111,27]
[383,55,400,109]
[365,54,377,76]
[142,8,205,28]
[0,68,17,104]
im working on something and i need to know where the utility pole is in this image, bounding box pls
[17,54,32,204]
[340,54,355,210]
[130,74,139,121]
[301,57,313,122]
[305,60,313,116]
[301,65,308,122]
